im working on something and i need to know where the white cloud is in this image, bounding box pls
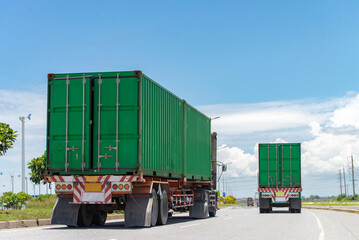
[217,144,257,177]
[329,94,359,129]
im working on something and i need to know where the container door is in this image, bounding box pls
[259,144,278,187]
[47,75,92,171]
[282,144,301,187]
[92,74,139,172]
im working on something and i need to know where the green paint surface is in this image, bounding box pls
[258,143,301,188]
[47,71,211,180]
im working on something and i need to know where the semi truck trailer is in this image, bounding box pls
[45,71,218,227]
[258,143,302,213]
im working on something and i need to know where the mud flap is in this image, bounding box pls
[124,194,153,227]
[189,191,209,219]
[51,196,81,227]
[291,198,301,209]
[259,198,270,209]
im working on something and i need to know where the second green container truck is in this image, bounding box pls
[258,143,302,213]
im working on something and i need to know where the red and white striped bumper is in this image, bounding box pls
[258,188,302,203]
[45,175,140,204]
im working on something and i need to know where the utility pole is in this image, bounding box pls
[343,167,347,196]
[338,169,342,195]
[351,155,356,197]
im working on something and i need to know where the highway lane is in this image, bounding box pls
[0,207,358,240]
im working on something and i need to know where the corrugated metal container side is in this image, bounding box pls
[185,104,211,180]
[46,71,211,181]
[258,143,301,188]
[140,75,184,178]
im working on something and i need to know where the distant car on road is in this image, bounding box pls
[247,197,254,206]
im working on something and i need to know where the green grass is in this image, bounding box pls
[303,201,359,207]
[218,202,245,208]
[0,196,57,222]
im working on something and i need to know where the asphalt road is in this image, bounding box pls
[1,207,358,240]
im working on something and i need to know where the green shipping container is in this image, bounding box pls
[46,71,211,181]
[258,143,301,188]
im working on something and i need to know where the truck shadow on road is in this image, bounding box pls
[264,210,294,214]
[47,216,201,230]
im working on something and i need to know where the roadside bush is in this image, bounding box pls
[336,194,346,201]
[0,192,33,209]
[35,194,55,201]
[336,194,359,202]
[224,195,237,204]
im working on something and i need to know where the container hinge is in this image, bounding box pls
[104,145,117,151]
[67,146,79,151]
[99,154,113,159]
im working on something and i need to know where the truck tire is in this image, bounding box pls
[259,208,265,213]
[92,211,107,226]
[296,208,301,213]
[209,209,216,217]
[78,205,94,227]
[157,189,168,225]
[151,189,159,226]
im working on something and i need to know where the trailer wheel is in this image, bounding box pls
[209,209,216,217]
[78,205,94,227]
[92,211,107,226]
[296,208,301,213]
[259,208,265,213]
[157,189,168,225]
[151,189,159,226]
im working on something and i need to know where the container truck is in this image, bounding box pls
[45,71,218,227]
[246,197,254,206]
[258,143,302,213]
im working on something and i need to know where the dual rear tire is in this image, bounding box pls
[150,188,169,226]
[77,205,108,227]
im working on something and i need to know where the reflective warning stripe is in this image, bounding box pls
[258,188,302,202]
[46,175,139,183]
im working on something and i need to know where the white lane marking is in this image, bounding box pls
[180,223,200,228]
[308,211,325,240]
[224,217,234,220]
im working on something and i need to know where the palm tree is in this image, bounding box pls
[0,122,18,156]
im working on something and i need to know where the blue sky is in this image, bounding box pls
[1,1,359,197]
